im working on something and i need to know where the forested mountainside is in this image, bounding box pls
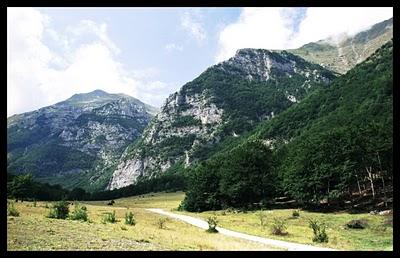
[7,90,158,191]
[182,40,393,211]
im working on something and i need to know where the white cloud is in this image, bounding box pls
[292,7,394,47]
[66,19,121,55]
[7,7,170,117]
[181,11,207,44]
[216,7,393,62]
[165,43,183,52]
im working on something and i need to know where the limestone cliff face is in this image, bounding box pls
[108,89,224,190]
[108,49,335,190]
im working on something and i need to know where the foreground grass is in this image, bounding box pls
[101,192,392,250]
[7,192,392,251]
[7,196,278,250]
[172,204,392,249]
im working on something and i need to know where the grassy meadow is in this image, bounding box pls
[7,191,392,251]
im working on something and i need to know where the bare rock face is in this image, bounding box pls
[108,89,224,190]
[108,49,336,190]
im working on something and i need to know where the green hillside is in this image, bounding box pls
[182,40,393,211]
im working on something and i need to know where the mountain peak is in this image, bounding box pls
[70,89,110,100]
[235,48,273,57]
[215,47,333,83]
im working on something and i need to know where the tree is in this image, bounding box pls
[68,187,88,201]
[7,173,34,201]
[218,141,276,208]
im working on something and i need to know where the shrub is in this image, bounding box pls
[125,211,136,226]
[7,202,20,217]
[107,200,115,206]
[309,219,328,243]
[292,210,300,218]
[69,204,88,222]
[346,219,368,229]
[33,200,37,207]
[47,201,69,219]
[206,216,218,233]
[157,217,168,229]
[102,211,116,223]
[257,211,267,228]
[271,218,288,235]
[120,225,127,231]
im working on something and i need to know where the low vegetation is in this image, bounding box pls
[7,192,393,251]
[157,217,168,229]
[206,216,218,233]
[47,201,69,219]
[125,211,136,226]
[270,218,288,236]
[69,204,88,222]
[257,210,267,229]
[309,219,329,243]
[346,219,368,229]
[102,211,117,224]
[7,202,20,217]
[8,194,278,250]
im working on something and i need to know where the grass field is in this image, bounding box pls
[7,193,279,251]
[7,191,392,251]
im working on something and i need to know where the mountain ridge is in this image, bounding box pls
[7,89,158,191]
[108,48,336,190]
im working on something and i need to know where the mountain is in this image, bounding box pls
[289,18,393,74]
[182,40,393,211]
[7,90,158,191]
[108,49,336,190]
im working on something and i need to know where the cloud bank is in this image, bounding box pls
[7,8,171,117]
[216,7,393,62]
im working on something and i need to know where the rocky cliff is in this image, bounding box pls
[108,49,336,190]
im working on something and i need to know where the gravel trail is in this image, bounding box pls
[146,208,336,251]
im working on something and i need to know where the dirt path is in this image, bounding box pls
[146,208,336,251]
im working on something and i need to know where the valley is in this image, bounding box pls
[7,11,393,252]
[7,192,392,251]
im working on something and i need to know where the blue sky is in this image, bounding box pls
[38,8,241,85]
[7,7,393,116]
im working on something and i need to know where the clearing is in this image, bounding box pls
[7,191,392,250]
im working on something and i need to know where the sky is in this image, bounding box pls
[7,7,393,117]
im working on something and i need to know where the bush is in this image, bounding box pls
[33,200,37,207]
[346,219,368,229]
[69,204,88,222]
[125,211,136,226]
[257,211,267,228]
[107,200,115,206]
[206,216,218,233]
[48,201,69,219]
[309,219,328,243]
[102,211,116,223]
[271,218,288,235]
[7,202,20,217]
[292,210,300,218]
[157,217,168,229]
